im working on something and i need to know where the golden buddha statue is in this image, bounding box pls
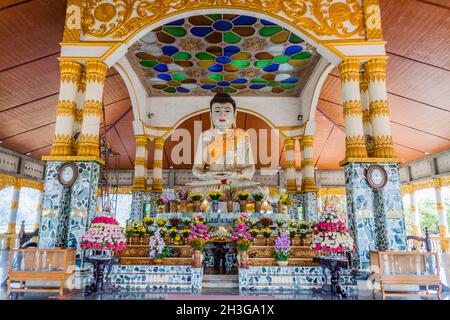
[190,93,257,189]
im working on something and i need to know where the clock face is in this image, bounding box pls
[57,162,78,187]
[61,166,74,182]
[366,165,387,190]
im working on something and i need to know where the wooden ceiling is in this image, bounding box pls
[0,0,449,170]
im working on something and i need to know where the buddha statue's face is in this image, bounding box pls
[211,102,235,129]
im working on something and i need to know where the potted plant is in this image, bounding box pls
[236,191,250,212]
[124,227,134,244]
[152,197,165,213]
[181,228,192,245]
[80,215,127,255]
[298,221,312,246]
[252,192,264,213]
[262,227,273,246]
[273,232,292,266]
[162,191,177,212]
[231,214,254,268]
[149,229,172,264]
[224,186,236,213]
[189,192,203,212]
[279,194,294,214]
[208,190,223,213]
[288,221,298,240]
[187,214,210,267]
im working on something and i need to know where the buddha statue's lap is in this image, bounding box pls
[188,93,258,190]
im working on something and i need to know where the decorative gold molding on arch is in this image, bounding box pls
[82,0,366,41]
[0,173,44,192]
[401,176,450,195]
[317,188,346,196]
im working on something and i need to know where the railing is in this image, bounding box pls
[406,227,450,253]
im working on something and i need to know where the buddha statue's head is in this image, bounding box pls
[209,93,236,129]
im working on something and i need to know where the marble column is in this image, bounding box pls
[152,138,164,192]
[6,184,21,248]
[365,58,395,158]
[338,59,368,159]
[285,139,298,193]
[77,61,108,158]
[300,135,317,222]
[50,61,82,156]
[434,180,449,252]
[360,71,373,156]
[409,187,422,236]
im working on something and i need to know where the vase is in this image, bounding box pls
[211,200,219,213]
[170,200,177,213]
[255,201,261,213]
[239,200,247,212]
[277,260,288,267]
[239,251,249,269]
[227,200,234,213]
[193,250,203,268]
[193,200,199,212]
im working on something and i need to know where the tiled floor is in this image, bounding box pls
[0,249,447,301]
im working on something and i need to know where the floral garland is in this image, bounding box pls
[80,214,127,253]
[311,205,355,255]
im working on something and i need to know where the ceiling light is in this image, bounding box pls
[25,152,31,155]
[424,152,430,155]
[315,167,319,170]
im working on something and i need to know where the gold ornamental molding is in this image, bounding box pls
[338,59,360,82]
[50,134,73,156]
[300,135,314,149]
[77,134,100,157]
[154,138,164,150]
[286,160,296,169]
[0,174,44,192]
[345,135,368,158]
[56,101,76,117]
[301,158,315,167]
[370,100,390,117]
[42,155,105,165]
[317,188,346,196]
[77,70,87,92]
[365,57,387,82]
[153,160,163,169]
[343,100,364,117]
[135,135,148,148]
[372,135,395,158]
[86,61,108,84]
[82,100,103,118]
[63,0,84,42]
[362,0,383,40]
[359,71,368,91]
[362,109,371,124]
[285,139,296,151]
[82,0,366,41]
[339,157,403,166]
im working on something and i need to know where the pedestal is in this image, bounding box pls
[344,161,406,270]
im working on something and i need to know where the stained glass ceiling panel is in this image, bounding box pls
[127,14,321,96]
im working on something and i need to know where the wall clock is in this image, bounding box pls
[57,162,79,187]
[365,165,387,190]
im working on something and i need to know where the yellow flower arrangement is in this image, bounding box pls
[269,188,279,199]
[236,191,250,201]
[208,190,223,201]
[156,217,168,227]
[168,227,178,238]
[249,227,260,238]
[143,217,154,226]
[280,194,294,206]
[189,192,203,201]
[136,226,147,237]
[262,227,273,238]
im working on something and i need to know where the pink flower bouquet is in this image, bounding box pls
[79,215,127,253]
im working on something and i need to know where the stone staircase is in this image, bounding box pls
[202,274,239,290]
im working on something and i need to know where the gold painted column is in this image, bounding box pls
[408,187,422,236]
[77,61,108,158]
[6,183,21,248]
[434,180,449,253]
[152,138,164,192]
[50,61,82,156]
[300,136,316,191]
[133,135,149,191]
[338,59,368,159]
[365,58,395,158]
[73,70,86,152]
[360,71,373,156]
[285,139,298,193]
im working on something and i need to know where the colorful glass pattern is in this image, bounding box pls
[129,14,319,96]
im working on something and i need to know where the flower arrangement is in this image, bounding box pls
[189,192,203,201]
[208,190,223,201]
[231,213,254,252]
[267,187,280,203]
[249,227,260,238]
[298,221,312,239]
[279,194,294,206]
[252,192,264,201]
[153,197,165,206]
[161,191,177,203]
[181,216,192,226]
[273,232,292,263]
[156,217,168,227]
[136,226,147,237]
[143,217,154,227]
[79,215,127,253]
[259,217,273,228]
[169,217,181,228]
[262,227,273,239]
[224,186,237,201]
[275,216,289,228]
[176,188,190,201]
[187,214,210,251]
[149,229,171,259]
[311,205,355,255]
[182,228,192,239]
[236,191,250,201]
[168,227,179,239]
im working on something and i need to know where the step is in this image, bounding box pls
[202,281,239,288]
[203,274,238,281]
